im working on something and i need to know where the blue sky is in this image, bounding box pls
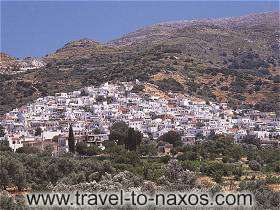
[1,1,278,58]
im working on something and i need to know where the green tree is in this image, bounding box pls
[195,132,204,140]
[96,95,106,102]
[42,145,53,156]
[93,128,101,134]
[249,160,261,171]
[159,155,171,164]
[0,191,18,210]
[103,140,117,154]
[46,157,76,183]
[0,125,5,137]
[233,166,243,181]
[158,131,182,147]
[203,135,243,160]
[0,166,9,190]
[242,135,261,148]
[109,121,129,145]
[0,140,11,151]
[106,96,114,104]
[76,142,88,156]
[68,125,75,153]
[76,142,100,156]
[213,171,223,184]
[125,128,142,151]
[0,154,27,191]
[137,142,157,156]
[112,146,140,166]
[16,146,40,154]
[109,122,142,150]
[86,145,100,156]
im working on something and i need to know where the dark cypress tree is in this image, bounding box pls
[68,125,75,153]
[125,128,142,151]
[0,125,5,137]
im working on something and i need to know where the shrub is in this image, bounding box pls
[156,78,184,92]
[158,131,182,147]
[249,160,261,171]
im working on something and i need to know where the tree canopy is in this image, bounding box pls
[158,130,182,147]
[68,125,75,153]
[109,122,142,151]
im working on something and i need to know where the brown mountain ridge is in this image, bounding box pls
[0,11,279,115]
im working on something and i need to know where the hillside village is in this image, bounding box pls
[0,53,45,75]
[1,12,279,117]
[0,81,279,155]
[1,8,280,208]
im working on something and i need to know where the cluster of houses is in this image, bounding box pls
[0,81,279,156]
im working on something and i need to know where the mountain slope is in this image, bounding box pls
[0,12,279,116]
[0,53,45,74]
[0,53,20,73]
[110,12,279,47]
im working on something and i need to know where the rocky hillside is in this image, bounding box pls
[0,12,279,115]
[0,53,19,73]
[0,53,45,74]
[110,12,279,47]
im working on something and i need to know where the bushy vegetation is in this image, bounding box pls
[156,78,184,92]
[158,130,182,147]
[109,121,142,151]
[228,52,270,70]
[1,130,279,208]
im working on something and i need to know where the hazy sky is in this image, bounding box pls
[1,1,278,58]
